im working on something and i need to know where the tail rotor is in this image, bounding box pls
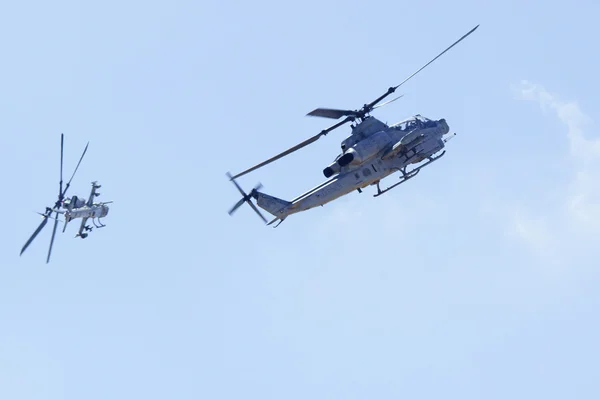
[226,172,267,224]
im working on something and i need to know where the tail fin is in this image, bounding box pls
[254,192,292,217]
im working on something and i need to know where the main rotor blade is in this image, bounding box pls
[306,108,359,120]
[230,116,353,180]
[366,24,479,110]
[372,94,404,110]
[61,141,89,199]
[20,215,49,256]
[59,133,64,199]
[46,215,59,263]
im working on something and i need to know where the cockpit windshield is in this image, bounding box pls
[391,114,436,131]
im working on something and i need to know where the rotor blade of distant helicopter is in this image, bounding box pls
[306,108,359,119]
[36,211,63,222]
[20,214,49,256]
[46,213,59,263]
[61,141,89,199]
[229,116,354,180]
[365,24,479,111]
[59,133,64,200]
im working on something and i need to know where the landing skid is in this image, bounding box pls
[374,151,446,197]
[267,217,286,228]
[374,170,420,197]
[93,218,106,228]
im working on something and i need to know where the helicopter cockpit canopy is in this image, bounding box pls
[391,114,436,131]
[64,196,86,208]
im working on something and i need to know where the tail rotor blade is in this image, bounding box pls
[229,198,246,215]
[247,199,268,224]
[226,172,248,198]
[46,214,59,263]
[20,215,49,256]
[226,173,268,224]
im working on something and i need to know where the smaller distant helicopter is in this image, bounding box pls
[20,134,112,263]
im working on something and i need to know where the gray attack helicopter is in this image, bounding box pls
[227,25,479,228]
[20,134,112,263]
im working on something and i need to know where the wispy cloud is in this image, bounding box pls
[509,80,600,263]
[509,209,555,253]
[516,80,600,162]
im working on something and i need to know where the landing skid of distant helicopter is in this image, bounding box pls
[373,150,446,197]
[78,217,106,238]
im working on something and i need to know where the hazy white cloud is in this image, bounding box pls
[567,169,600,232]
[516,80,600,162]
[509,80,600,261]
[510,210,555,253]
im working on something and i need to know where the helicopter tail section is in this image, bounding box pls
[226,172,293,224]
[227,172,269,224]
[253,192,291,218]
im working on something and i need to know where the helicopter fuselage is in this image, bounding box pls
[252,115,452,222]
[65,204,110,221]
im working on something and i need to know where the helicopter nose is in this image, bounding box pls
[438,118,449,134]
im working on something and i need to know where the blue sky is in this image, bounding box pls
[2,0,599,399]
